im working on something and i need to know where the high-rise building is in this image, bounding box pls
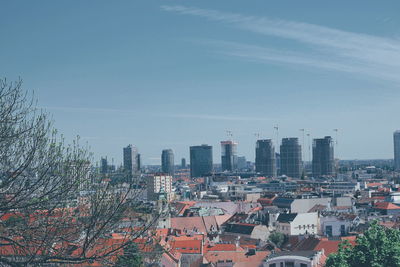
[147,174,173,201]
[161,149,174,175]
[394,131,400,171]
[280,138,302,179]
[237,156,247,170]
[255,139,276,177]
[100,157,108,174]
[312,136,335,177]
[275,152,281,175]
[137,153,141,172]
[181,158,186,169]
[190,145,213,178]
[221,141,238,172]
[123,145,140,176]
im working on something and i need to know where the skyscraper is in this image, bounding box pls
[137,153,141,172]
[394,131,400,171]
[255,139,276,177]
[100,157,108,174]
[123,144,139,176]
[312,136,335,177]
[181,158,186,168]
[280,138,302,179]
[161,149,174,175]
[190,145,213,178]
[237,156,247,170]
[221,141,238,172]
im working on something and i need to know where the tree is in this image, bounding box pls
[326,221,400,267]
[115,242,143,267]
[269,231,286,248]
[0,78,161,266]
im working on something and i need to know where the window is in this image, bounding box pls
[326,225,333,237]
[285,262,295,267]
[269,264,276,267]
[300,264,308,267]
[341,224,346,236]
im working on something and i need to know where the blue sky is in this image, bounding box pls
[1,1,400,165]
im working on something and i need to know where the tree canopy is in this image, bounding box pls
[269,231,286,248]
[326,221,400,267]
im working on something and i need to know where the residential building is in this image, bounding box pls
[280,137,302,179]
[190,145,213,178]
[147,174,173,201]
[320,216,351,237]
[374,202,400,215]
[224,223,270,241]
[394,130,400,171]
[162,149,174,175]
[221,141,238,172]
[255,139,276,177]
[312,136,335,177]
[276,212,319,235]
[290,198,332,213]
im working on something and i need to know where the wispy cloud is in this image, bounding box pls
[162,5,400,83]
[43,106,269,122]
[165,113,270,121]
[42,106,142,115]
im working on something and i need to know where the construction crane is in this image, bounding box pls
[333,128,339,159]
[299,129,305,161]
[274,125,279,148]
[226,130,233,141]
[306,133,311,163]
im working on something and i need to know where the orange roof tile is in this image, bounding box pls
[204,244,241,252]
[170,240,202,254]
[375,202,400,210]
[204,251,269,266]
[314,239,356,256]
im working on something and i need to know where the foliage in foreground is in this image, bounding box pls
[269,231,286,248]
[0,78,159,266]
[326,221,400,267]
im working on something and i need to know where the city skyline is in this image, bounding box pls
[1,1,400,164]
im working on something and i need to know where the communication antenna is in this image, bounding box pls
[254,133,260,140]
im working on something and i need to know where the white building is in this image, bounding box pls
[276,212,319,236]
[291,198,331,213]
[320,216,351,237]
[263,250,325,267]
[147,174,173,201]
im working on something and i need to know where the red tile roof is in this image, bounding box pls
[374,202,400,210]
[205,243,241,252]
[314,239,356,256]
[367,182,382,187]
[204,251,269,267]
[170,240,202,254]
